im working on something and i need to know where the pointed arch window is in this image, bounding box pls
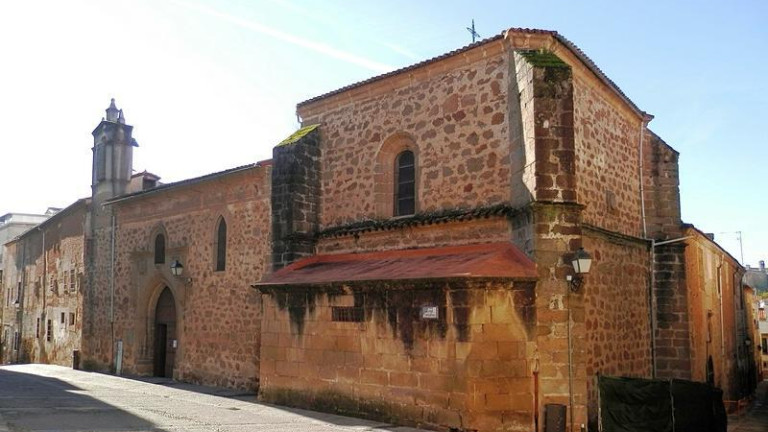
[395,150,415,216]
[154,234,165,264]
[214,218,227,271]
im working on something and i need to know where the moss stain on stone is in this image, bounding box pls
[262,278,535,348]
[518,49,569,69]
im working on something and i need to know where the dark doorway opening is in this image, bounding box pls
[153,287,177,377]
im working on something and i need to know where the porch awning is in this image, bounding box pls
[255,242,537,286]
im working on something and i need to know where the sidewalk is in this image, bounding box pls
[728,380,768,431]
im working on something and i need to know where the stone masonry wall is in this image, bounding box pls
[94,165,270,390]
[572,68,644,238]
[298,46,513,228]
[654,242,690,380]
[258,280,537,432]
[524,52,591,430]
[0,242,20,363]
[531,203,587,431]
[0,203,86,367]
[521,51,577,204]
[271,128,320,270]
[582,231,652,428]
[83,196,117,368]
[642,131,681,240]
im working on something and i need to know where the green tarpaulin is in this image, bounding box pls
[598,375,726,432]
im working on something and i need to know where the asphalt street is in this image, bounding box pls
[0,364,425,432]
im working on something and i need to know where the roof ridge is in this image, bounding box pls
[105,163,260,205]
[296,27,648,118]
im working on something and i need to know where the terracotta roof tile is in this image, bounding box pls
[297,27,647,118]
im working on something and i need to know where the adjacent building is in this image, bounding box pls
[0,209,58,363]
[758,300,768,379]
[744,261,768,295]
[677,227,751,403]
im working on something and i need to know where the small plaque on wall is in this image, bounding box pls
[420,305,439,319]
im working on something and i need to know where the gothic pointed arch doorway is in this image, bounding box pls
[153,286,177,377]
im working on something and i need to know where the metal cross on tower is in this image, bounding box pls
[466,19,480,43]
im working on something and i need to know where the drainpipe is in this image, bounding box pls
[16,241,27,363]
[649,235,693,378]
[638,118,650,239]
[649,241,656,378]
[567,286,575,431]
[638,116,654,378]
[717,261,725,388]
[40,228,46,324]
[40,227,46,355]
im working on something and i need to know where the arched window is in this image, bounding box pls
[395,150,415,216]
[214,218,227,271]
[154,234,165,264]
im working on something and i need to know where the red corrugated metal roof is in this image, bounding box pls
[256,242,536,286]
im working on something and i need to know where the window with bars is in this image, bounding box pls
[46,320,52,342]
[395,150,415,216]
[331,306,365,322]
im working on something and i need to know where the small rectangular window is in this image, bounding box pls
[331,306,364,322]
[46,320,52,342]
[69,269,75,292]
[70,313,75,326]
[36,318,41,338]
[60,312,65,324]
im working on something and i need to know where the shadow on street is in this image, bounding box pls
[0,367,167,432]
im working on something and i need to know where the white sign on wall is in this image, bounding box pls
[420,305,439,319]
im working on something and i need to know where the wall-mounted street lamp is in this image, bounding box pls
[566,248,592,292]
[170,259,184,277]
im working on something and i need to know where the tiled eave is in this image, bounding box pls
[316,203,526,239]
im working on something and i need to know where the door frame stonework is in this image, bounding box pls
[146,281,183,379]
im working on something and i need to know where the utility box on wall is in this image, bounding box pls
[545,403,566,432]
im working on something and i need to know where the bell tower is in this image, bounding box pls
[91,98,137,203]
[83,99,138,371]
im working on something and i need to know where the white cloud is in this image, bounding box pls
[169,0,394,73]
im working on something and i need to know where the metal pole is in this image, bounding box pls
[738,231,744,265]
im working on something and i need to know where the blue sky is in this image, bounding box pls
[1,0,766,265]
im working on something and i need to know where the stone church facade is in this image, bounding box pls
[256,29,661,431]
[0,28,757,432]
